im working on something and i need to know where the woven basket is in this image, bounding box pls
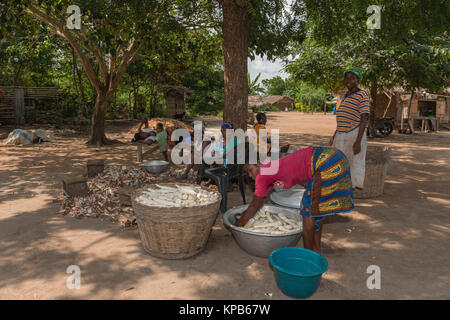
[354,146,391,199]
[131,183,221,259]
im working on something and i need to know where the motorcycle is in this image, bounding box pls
[375,117,395,136]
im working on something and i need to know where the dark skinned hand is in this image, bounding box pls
[235,196,265,227]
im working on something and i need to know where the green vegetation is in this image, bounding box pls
[0,1,448,141]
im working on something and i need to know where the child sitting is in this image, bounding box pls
[253,113,270,157]
[141,122,169,162]
[154,122,169,162]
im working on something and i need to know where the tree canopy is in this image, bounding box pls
[286,0,449,134]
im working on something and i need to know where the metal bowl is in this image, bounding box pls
[139,160,169,174]
[273,184,305,193]
[270,189,305,209]
[223,204,303,258]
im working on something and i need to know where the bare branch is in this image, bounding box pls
[78,26,108,81]
[107,40,141,100]
[27,4,102,92]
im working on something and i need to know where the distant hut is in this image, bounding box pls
[262,95,294,111]
[159,85,193,120]
[248,95,263,112]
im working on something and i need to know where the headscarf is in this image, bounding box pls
[344,67,363,81]
[221,122,234,130]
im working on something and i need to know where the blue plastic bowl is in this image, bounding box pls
[269,247,328,299]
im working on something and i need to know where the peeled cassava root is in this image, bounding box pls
[135,184,219,208]
[242,207,301,234]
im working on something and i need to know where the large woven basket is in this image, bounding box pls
[131,183,221,259]
[354,146,391,199]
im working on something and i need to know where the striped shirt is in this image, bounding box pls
[336,89,370,132]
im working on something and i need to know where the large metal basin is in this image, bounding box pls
[139,160,169,174]
[223,204,303,258]
[273,183,305,193]
[270,189,305,209]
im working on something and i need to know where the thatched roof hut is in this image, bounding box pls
[262,95,294,111]
[248,95,263,109]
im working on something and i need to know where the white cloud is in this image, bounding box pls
[248,55,289,84]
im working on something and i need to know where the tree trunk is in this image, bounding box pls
[369,80,378,137]
[222,0,249,130]
[77,70,87,118]
[132,84,139,119]
[13,65,23,86]
[88,91,109,146]
[128,91,132,119]
[406,89,416,133]
[406,89,415,120]
[72,47,87,118]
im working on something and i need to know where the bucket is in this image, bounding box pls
[269,247,328,299]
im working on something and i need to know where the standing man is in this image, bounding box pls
[330,68,369,189]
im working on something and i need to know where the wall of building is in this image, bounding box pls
[334,88,450,125]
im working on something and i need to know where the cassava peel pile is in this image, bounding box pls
[59,165,208,227]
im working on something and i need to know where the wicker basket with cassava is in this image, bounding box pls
[131,183,221,259]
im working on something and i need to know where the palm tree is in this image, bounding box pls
[248,73,265,95]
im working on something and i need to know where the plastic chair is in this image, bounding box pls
[199,164,246,213]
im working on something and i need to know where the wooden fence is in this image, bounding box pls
[0,86,58,124]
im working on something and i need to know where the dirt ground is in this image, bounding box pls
[0,113,449,300]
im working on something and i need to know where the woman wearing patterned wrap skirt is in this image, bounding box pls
[236,144,354,254]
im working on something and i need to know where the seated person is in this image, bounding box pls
[131,118,157,143]
[145,122,169,162]
[253,113,271,157]
[182,122,239,180]
[215,122,239,167]
[181,123,212,179]
[166,126,193,148]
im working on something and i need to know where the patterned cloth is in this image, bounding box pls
[300,147,354,231]
[332,127,367,188]
[336,89,370,133]
[221,122,234,129]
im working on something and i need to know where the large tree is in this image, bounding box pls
[219,0,306,129]
[262,76,287,96]
[2,0,184,145]
[286,0,449,136]
[178,0,305,129]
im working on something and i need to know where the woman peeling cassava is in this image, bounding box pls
[235,143,355,254]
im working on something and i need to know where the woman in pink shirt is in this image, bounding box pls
[236,144,354,254]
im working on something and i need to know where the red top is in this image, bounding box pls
[254,146,313,197]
